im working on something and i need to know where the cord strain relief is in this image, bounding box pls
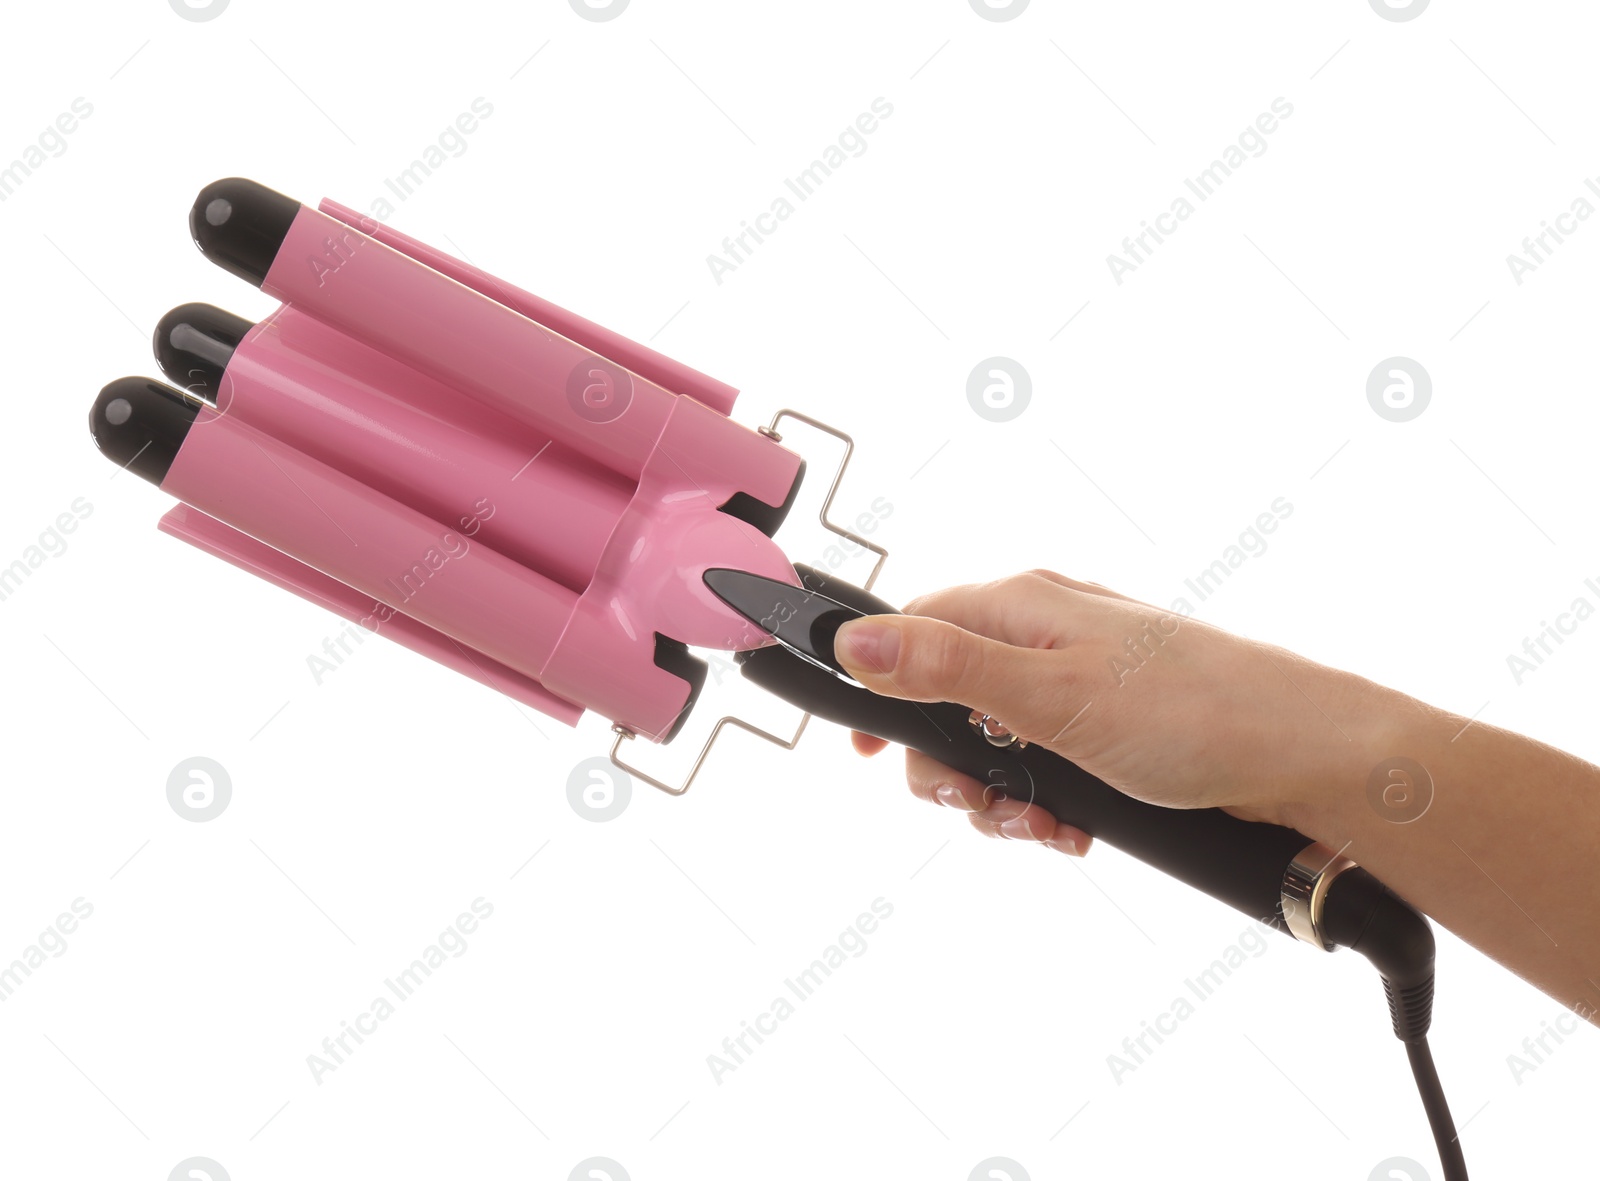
[1383,974,1435,1041]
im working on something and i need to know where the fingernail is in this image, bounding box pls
[836,620,899,674]
[936,783,971,811]
[1046,836,1082,856]
[998,815,1037,840]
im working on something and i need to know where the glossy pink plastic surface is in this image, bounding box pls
[318,198,740,418]
[158,503,585,724]
[221,305,631,593]
[539,393,804,733]
[264,204,679,482]
[163,407,577,685]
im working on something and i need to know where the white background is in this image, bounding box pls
[1,1,1595,1178]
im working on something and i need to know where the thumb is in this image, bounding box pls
[833,615,1069,742]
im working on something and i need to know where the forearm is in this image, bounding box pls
[1277,677,1600,1024]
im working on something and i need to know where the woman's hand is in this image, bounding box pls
[833,570,1394,854]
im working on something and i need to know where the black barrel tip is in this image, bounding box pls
[189,178,299,287]
[153,302,253,400]
[89,377,200,486]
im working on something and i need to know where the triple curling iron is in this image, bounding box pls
[86,179,1470,1178]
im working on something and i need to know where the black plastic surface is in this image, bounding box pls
[87,377,199,486]
[653,634,708,744]
[154,303,252,400]
[190,178,299,288]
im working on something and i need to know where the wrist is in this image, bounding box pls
[1270,671,1422,839]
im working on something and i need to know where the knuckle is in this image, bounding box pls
[900,620,975,696]
[901,581,976,619]
[932,622,985,694]
[994,572,1040,596]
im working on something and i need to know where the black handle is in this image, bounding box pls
[737,565,1317,937]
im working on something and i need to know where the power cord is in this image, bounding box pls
[1326,871,1469,1180]
[1401,1031,1468,1180]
